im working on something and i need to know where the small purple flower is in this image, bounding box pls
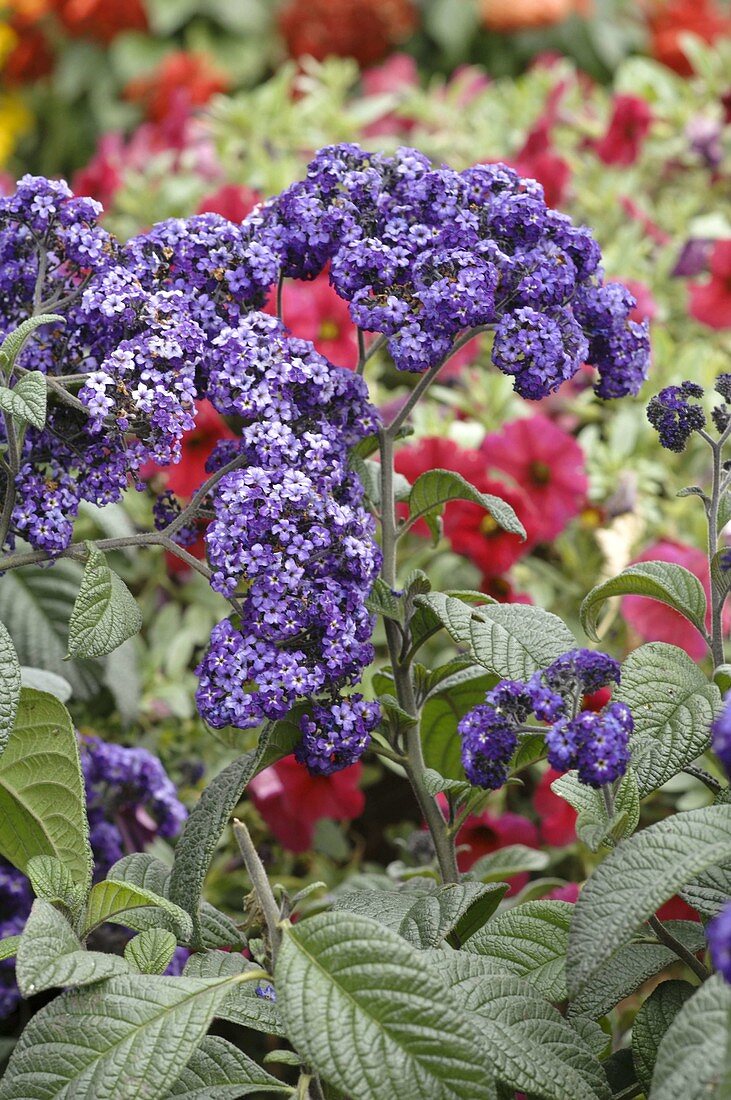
[711,694,731,780]
[709,901,731,983]
[295,695,381,776]
[458,705,518,791]
[647,382,706,452]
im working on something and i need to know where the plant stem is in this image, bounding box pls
[356,328,367,376]
[377,425,459,884]
[233,818,282,964]
[0,414,20,552]
[647,914,709,982]
[706,436,725,667]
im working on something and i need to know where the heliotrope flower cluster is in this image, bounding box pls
[81,735,187,878]
[711,693,731,780]
[458,648,631,790]
[708,901,731,984]
[253,143,650,396]
[0,736,186,1021]
[195,314,382,772]
[647,380,705,451]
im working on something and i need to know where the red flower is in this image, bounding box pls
[362,53,418,137]
[196,184,260,223]
[547,882,580,902]
[481,415,588,542]
[71,133,125,208]
[533,768,577,847]
[648,0,731,76]
[623,279,658,324]
[279,0,418,67]
[249,756,364,853]
[593,96,653,167]
[394,437,539,577]
[656,896,700,922]
[688,240,731,329]
[451,807,539,893]
[3,21,53,83]
[56,0,147,42]
[125,51,229,124]
[480,575,533,604]
[622,539,729,661]
[268,270,358,368]
[165,401,235,501]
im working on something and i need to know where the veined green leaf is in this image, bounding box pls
[464,900,573,1001]
[404,469,525,539]
[0,688,91,889]
[124,928,177,975]
[82,878,193,941]
[0,372,48,430]
[0,315,64,373]
[26,855,84,914]
[0,621,20,757]
[648,975,731,1099]
[551,769,640,850]
[68,545,142,659]
[632,980,694,1094]
[580,562,708,642]
[163,1036,293,1098]
[15,899,127,998]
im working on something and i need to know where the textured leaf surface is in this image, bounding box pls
[406,469,525,537]
[15,900,127,998]
[465,901,573,1001]
[567,805,731,996]
[26,855,83,913]
[0,973,251,1100]
[164,1037,292,1098]
[68,546,142,659]
[435,965,611,1100]
[581,562,707,641]
[0,372,48,430]
[0,688,91,888]
[82,879,193,940]
[568,925,706,1019]
[617,643,720,797]
[183,950,287,1038]
[0,560,106,698]
[649,975,731,1099]
[0,621,20,757]
[276,910,496,1100]
[551,769,639,850]
[470,844,550,882]
[632,980,694,1094]
[0,315,64,372]
[124,929,178,974]
[0,936,19,962]
[420,673,495,778]
[169,748,264,945]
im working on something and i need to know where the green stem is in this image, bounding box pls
[647,914,709,982]
[233,818,282,964]
[0,414,19,551]
[707,437,725,667]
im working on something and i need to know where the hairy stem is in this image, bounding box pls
[233,818,283,964]
[647,914,709,982]
[707,437,725,667]
[0,414,19,552]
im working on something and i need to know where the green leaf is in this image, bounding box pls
[0,315,64,373]
[580,562,708,642]
[67,545,142,659]
[420,672,495,779]
[0,972,256,1100]
[164,1036,293,1098]
[568,925,706,1019]
[0,936,20,962]
[0,372,48,430]
[648,975,731,1099]
[405,469,525,539]
[26,855,84,914]
[15,899,127,998]
[19,666,72,703]
[632,980,694,1094]
[0,621,20,758]
[169,745,266,946]
[567,804,731,997]
[551,769,640,850]
[365,577,404,621]
[184,952,285,1037]
[616,643,720,798]
[124,928,178,974]
[0,559,107,699]
[0,688,91,888]
[433,964,611,1100]
[464,900,573,1002]
[276,910,497,1100]
[110,854,246,949]
[469,844,550,882]
[82,878,193,941]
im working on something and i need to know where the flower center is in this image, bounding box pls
[319,319,339,341]
[529,460,551,485]
[480,514,500,536]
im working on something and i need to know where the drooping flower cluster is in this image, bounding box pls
[296,695,381,775]
[195,314,382,771]
[711,693,731,781]
[253,143,650,397]
[81,735,188,879]
[458,648,630,790]
[647,381,705,451]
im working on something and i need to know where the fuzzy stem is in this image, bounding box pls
[233,818,282,964]
[647,914,709,982]
[707,436,726,667]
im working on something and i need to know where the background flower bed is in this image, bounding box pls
[0,0,730,1093]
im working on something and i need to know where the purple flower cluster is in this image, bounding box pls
[296,694,381,775]
[254,143,650,396]
[81,735,187,878]
[458,649,629,790]
[647,381,705,452]
[709,901,731,983]
[0,858,33,1020]
[195,314,381,770]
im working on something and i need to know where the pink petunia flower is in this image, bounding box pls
[249,756,364,854]
[266,269,359,368]
[481,415,588,542]
[688,240,731,329]
[449,807,539,893]
[622,539,727,660]
[533,768,578,847]
[197,184,260,222]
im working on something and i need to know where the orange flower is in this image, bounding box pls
[479,0,587,32]
[279,0,417,67]
[648,0,731,76]
[56,0,147,42]
[125,51,229,123]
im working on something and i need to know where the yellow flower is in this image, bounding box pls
[0,92,31,165]
[0,22,18,68]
